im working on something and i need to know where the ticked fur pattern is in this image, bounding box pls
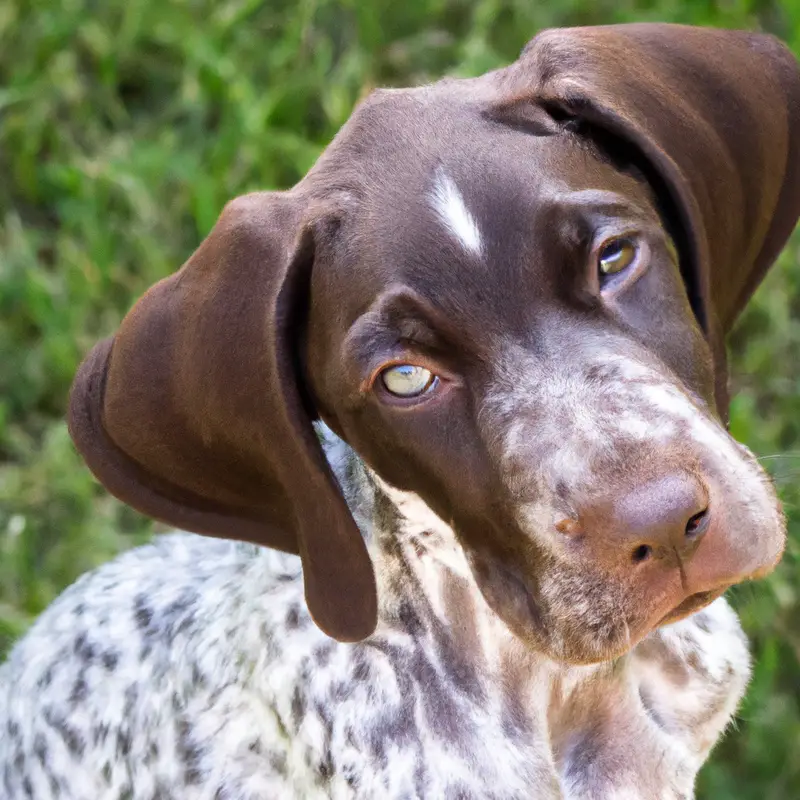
[0,424,750,800]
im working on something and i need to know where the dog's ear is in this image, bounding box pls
[67,192,377,642]
[508,24,800,414]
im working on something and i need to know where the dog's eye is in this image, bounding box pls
[380,365,438,397]
[598,238,637,276]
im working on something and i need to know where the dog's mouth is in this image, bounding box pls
[463,487,785,663]
[656,587,728,627]
[467,545,741,664]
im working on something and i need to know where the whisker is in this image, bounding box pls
[769,469,800,481]
[757,452,800,462]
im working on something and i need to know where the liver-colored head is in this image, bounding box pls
[68,24,800,662]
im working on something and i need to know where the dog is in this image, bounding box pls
[2,22,800,800]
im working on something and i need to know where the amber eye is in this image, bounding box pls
[598,237,638,277]
[380,364,438,398]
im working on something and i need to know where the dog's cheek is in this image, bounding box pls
[334,397,497,527]
[465,542,639,664]
[654,320,716,411]
[614,263,717,406]
[536,560,648,663]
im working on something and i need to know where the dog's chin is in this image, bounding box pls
[465,552,740,666]
[465,551,633,665]
[655,588,728,627]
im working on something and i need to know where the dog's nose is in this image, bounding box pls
[577,474,710,567]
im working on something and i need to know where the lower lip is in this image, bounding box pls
[657,588,727,626]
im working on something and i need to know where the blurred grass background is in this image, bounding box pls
[0,0,798,796]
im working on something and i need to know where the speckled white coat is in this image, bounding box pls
[0,428,750,800]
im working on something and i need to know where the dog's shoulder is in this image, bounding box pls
[2,533,303,677]
[0,534,330,797]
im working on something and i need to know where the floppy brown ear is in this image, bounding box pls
[67,192,377,642]
[509,23,800,415]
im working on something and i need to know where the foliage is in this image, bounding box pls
[1,1,799,796]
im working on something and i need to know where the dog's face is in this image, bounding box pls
[67,24,800,651]
[305,96,785,663]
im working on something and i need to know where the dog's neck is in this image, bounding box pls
[320,423,663,785]
[322,429,748,797]
[319,422,590,684]
[320,423,493,627]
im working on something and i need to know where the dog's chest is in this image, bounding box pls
[266,632,563,800]
[0,534,749,800]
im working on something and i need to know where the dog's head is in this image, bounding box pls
[68,25,800,662]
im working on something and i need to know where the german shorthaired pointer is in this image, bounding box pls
[2,23,800,800]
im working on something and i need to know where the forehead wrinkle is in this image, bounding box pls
[430,168,484,256]
[539,189,662,232]
[559,189,649,215]
[343,284,497,374]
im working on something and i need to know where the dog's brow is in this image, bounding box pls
[560,189,649,218]
[430,169,483,256]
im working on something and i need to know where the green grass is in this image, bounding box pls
[1,1,799,796]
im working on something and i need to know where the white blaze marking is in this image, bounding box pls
[431,170,483,255]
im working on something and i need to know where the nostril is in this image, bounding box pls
[631,544,653,564]
[685,507,710,539]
